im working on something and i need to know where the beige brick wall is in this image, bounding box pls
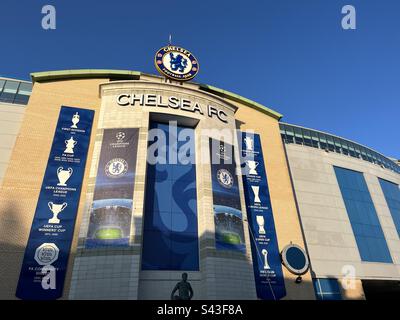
[0,79,104,299]
[0,75,316,300]
[0,102,25,185]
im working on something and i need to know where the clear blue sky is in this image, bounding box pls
[1,0,399,158]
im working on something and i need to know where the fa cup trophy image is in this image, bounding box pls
[256,215,266,235]
[71,112,80,128]
[48,202,67,224]
[64,136,77,154]
[57,167,73,186]
[246,160,259,175]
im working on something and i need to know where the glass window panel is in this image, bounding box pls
[285,126,294,136]
[302,129,312,146]
[379,179,400,238]
[17,82,32,96]
[13,94,30,105]
[334,166,392,263]
[0,79,5,92]
[2,80,19,94]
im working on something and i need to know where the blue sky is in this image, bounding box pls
[1,0,399,158]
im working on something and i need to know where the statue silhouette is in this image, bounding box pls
[171,273,193,300]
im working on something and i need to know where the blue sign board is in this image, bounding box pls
[209,138,246,252]
[240,132,286,300]
[86,128,139,248]
[16,106,94,300]
[142,122,199,270]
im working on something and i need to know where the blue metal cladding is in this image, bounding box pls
[313,278,342,300]
[379,178,400,238]
[141,122,199,270]
[334,167,392,263]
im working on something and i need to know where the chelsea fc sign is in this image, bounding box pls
[155,46,199,81]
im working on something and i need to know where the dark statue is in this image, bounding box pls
[171,273,193,300]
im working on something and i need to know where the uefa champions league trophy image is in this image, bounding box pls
[256,215,266,235]
[71,112,80,128]
[246,160,259,175]
[261,249,271,269]
[47,202,67,224]
[64,137,77,154]
[57,167,73,186]
[244,137,254,151]
[251,185,261,203]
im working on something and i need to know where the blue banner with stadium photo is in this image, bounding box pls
[85,128,139,248]
[209,138,245,252]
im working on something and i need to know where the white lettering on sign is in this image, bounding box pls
[116,94,228,123]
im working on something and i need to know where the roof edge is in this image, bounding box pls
[29,69,283,120]
[199,84,283,120]
[30,69,141,83]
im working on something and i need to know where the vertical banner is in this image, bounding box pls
[16,106,94,300]
[240,133,286,300]
[209,138,245,252]
[85,128,139,248]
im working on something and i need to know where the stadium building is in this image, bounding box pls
[0,47,399,300]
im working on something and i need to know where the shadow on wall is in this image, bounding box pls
[0,206,316,301]
[0,201,29,300]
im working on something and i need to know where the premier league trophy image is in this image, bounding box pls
[71,112,80,128]
[47,202,67,224]
[57,167,73,186]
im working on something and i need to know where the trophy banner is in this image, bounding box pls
[240,132,286,300]
[16,106,94,300]
[85,128,139,248]
[209,138,245,252]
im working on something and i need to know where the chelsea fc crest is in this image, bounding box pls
[217,169,234,189]
[105,158,128,178]
[155,46,199,81]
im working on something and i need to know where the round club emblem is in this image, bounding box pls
[217,169,234,188]
[34,243,59,266]
[155,46,199,81]
[105,158,128,178]
[281,244,310,275]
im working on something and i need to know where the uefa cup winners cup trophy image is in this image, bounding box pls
[256,215,266,235]
[64,137,77,154]
[47,202,67,224]
[246,160,259,175]
[57,167,73,186]
[71,112,80,128]
[261,249,271,269]
[244,136,254,151]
